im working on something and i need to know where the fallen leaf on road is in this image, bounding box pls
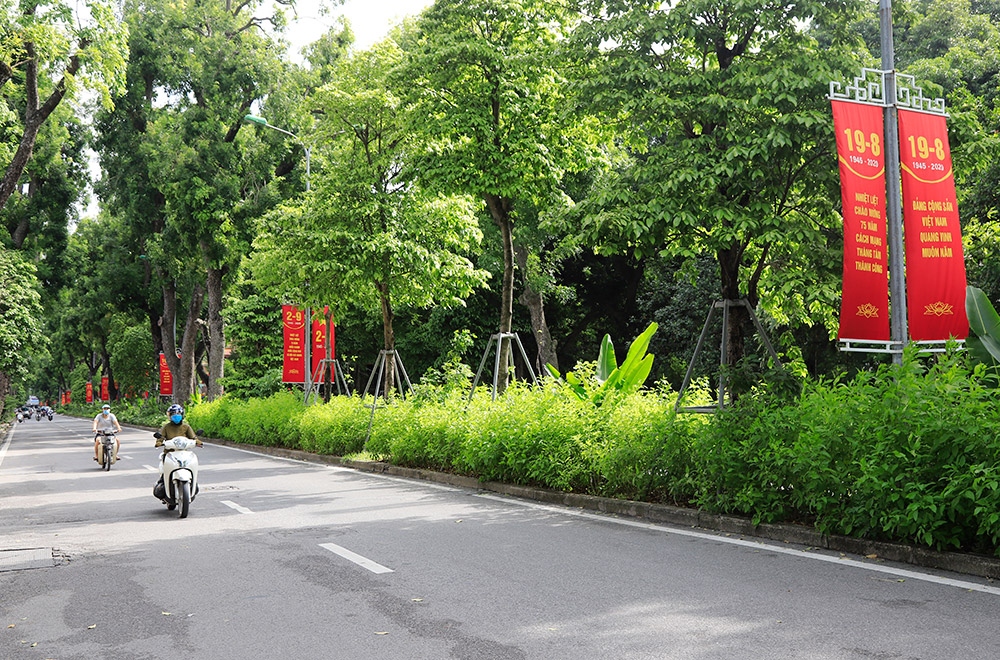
[162,612,171,616]
[865,554,878,559]
[375,631,389,635]
[87,625,96,629]
[7,625,14,629]
[412,598,423,602]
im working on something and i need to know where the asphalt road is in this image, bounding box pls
[2,413,1000,660]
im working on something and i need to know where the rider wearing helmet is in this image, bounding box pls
[93,403,123,462]
[156,404,202,448]
[154,404,202,497]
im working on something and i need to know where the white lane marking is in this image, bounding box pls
[221,500,254,514]
[0,434,10,470]
[319,543,394,574]
[143,465,159,472]
[476,494,1000,597]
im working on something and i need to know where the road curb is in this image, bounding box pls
[200,435,1000,580]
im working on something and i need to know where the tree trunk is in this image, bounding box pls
[718,243,748,390]
[485,193,515,395]
[378,282,396,398]
[0,40,83,216]
[205,265,226,401]
[513,242,557,374]
[160,280,205,404]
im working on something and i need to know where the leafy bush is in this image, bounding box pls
[298,396,370,455]
[170,345,1000,556]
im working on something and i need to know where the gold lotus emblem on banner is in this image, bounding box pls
[856,304,880,319]
[924,301,954,316]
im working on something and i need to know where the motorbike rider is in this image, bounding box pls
[154,404,202,495]
[93,403,123,462]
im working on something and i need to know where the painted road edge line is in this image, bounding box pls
[319,543,394,574]
[221,500,254,515]
[476,493,1000,598]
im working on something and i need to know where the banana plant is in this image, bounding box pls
[965,285,1000,369]
[546,322,658,406]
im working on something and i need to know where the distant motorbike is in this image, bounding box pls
[16,411,23,423]
[46,410,53,421]
[96,431,117,471]
[153,432,200,519]
[35,410,41,421]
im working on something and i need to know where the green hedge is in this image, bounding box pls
[183,348,1000,556]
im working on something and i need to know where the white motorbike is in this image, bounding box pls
[16,411,23,423]
[152,432,200,518]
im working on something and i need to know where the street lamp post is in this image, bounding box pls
[243,114,311,191]
[244,113,314,400]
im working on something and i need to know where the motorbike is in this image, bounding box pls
[46,410,53,421]
[16,411,23,423]
[96,431,117,471]
[152,432,200,519]
[35,410,41,421]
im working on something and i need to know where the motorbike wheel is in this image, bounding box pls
[103,447,112,471]
[178,481,191,519]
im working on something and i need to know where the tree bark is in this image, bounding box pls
[0,39,85,217]
[378,282,396,398]
[205,265,227,401]
[513,242,557,374]
[485,193,515,395]
[160,280,205,404]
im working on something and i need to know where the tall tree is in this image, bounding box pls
[566,0,866,372]
[398,0,597,392]
[0,247,43,412]
[252,40,490,396]
[0,0,127,215]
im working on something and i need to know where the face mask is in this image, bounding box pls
[102,410,110,416]
[170,414,183,424]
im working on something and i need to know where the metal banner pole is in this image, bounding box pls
[881,0,907,364]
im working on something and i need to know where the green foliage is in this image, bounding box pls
[0,248,44,401]
[188,390,304,449]
[107,315,155,397]
[546,322,657,406]
[965,285,1000,372]
[298,397,370,456]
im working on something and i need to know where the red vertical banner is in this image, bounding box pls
[832,100,891,341]
[100,376,109,401]
[86,382,94,404]
[311,315,327,383]
[66,390,70,404]
[898,109,968,341]
[282,305,307,383]
[159,353,173,396]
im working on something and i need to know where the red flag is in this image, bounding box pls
[898,109,968,341]
[86,382,93,404]
[100,376,109,402]
[282,305,307,383]
[312,314,327,383]
[159,353,173,396]
[832,100,890,341]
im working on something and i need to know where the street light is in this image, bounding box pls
[243,114,311,191]
[244,113,315,402]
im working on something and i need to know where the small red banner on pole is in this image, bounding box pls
[282,305,307,383]
[101,376,109,402]
[312,316,327,383]
[159,353,173,396]
[86,382,93,404]
[898,109,969,341]
[832,100,891,341]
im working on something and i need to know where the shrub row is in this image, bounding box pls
[184,348,1000,556]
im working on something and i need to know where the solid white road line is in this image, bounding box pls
[319,542,394,574]
[476,494,1000,597]
[221,500,254,514]
[142,465,158,472]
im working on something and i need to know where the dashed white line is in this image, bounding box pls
[319,543,394,574]
[221,500,254,514]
